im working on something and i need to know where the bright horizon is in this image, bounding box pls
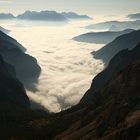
[0,0,140,17]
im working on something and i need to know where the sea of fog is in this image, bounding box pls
[1,19,105,112]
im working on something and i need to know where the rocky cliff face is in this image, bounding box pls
[80,43,140,105]
[0,30,41,91]
[55,60,140,140]
[54,46,140,140]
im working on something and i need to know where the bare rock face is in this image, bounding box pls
[0,30,41,91]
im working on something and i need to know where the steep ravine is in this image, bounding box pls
[0,31,140,140]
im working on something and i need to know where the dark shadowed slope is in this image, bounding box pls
[0,13,15,19]
[86,20,140,30]
[81,43,140,105]
[54,43,140,140]
[61,12,92,20]
[93,30,140,65]
[0,31,41,91]
[17,10,67,21]
[0,35,139,140]
[73,29,134,44]
[55,59,140,140]
[1,43,139,139]
[0,55,49,139]
[128,13,140,19]
[0,55,30,108]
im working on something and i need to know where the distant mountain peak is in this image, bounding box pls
[61,12,92,20]
[0,10,92,21]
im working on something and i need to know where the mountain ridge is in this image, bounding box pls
[0,11,92,21]
[73,29,134,44]
[93,29,140,65]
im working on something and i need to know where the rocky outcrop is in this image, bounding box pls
[0,30,41,91]
[73,29,134,44]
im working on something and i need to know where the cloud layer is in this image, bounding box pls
[8,20,104,112]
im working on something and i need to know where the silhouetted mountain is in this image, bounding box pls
[17,10,67,21]
[93,30,140,65]
[73,29,134,44]
[81,43,140,105]
[0,26,10,34]
[55,57,140,140]
[0,31,41,91]
[26,44,140,140]
[0,13,15,19]
[61,12,92,20]
[86,20,140,30]
[0,59,48,138]
[0,34,140,140]
[0,55,30,108]
[128,13,140,19]
[0,44,47,139]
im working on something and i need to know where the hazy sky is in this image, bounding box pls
[0,0,140,17]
